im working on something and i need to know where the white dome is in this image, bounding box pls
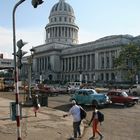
[50,0,75,18]
[45,0,79,44]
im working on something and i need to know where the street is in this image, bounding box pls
[0,91,140,140]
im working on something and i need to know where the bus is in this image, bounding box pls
[0,77,14,91]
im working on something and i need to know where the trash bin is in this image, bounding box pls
[39,94,48,107]
[10,102,22,121]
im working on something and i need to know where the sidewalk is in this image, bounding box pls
[0,97,85,140]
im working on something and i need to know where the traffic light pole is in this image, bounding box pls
[12,1,25,140]
[12,1,44,139]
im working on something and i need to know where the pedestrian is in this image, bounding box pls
[63,100,81,139]
[32,94,40,117]
[88,104,103,140]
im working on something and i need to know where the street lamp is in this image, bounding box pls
[12,2,26,140]
[31,0,44,8]
[136,75,138,85]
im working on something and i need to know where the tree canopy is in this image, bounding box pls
[114,43,140,82]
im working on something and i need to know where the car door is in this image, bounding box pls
[109,92,117,103]
[76,90,84,104]
[82,91,91,104]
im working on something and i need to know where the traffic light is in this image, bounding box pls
[31,0,44,8]
[16,39,27,69]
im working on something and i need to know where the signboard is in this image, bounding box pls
[0,58,14,69]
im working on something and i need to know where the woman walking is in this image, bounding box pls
[32,94,40,117]
[88,104,103,140]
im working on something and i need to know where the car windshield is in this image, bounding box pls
[121,91,128,97]
[87,89,97,94]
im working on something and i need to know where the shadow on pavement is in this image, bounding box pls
[0,117,10,121]
[53,102,134,113]
[53,103,71,112]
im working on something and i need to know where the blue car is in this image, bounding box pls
[70,89,111,107]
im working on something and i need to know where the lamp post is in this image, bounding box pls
[136,74,138,85]
[12,1,44,140]
[27,55,33,100]
[12,1,25,140]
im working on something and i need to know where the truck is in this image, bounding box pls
[0,77,14,91]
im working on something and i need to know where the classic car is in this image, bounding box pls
[70,89,111,108]
[107,90,139,106]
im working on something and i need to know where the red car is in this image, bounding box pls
[107,90,139,106]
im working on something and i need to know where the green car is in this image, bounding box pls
[70,89,111,107]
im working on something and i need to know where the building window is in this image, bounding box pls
[64,17,67,22]
[69,58,71,71]
[72,57,74,71]
[111,73,115,81]
[83,55,86,70]
[101,73,104,81]
[59,27,61,36]
[92,54,95,70]
[106,56,109,68]
[76,56,78,70]
[65,27,67,37]
[87,55,90,69]
[66,58,68,71]
[101,57,104,68]
[59,17,62,22]
[62,59,64,71]
[106,73,109,81]
[54,17,57,22]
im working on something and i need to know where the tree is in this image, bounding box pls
[114,43,140,83]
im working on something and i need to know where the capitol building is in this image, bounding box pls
[22,0,140,84]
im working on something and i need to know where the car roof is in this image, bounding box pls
[108,89,128,92]
[78,89,95,92]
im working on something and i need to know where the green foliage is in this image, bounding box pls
[114,43,140,82]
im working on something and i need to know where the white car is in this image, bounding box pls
[130,85,140,96]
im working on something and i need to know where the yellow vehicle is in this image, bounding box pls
[0,77,14,91]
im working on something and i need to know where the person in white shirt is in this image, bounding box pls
[63,100,81,139]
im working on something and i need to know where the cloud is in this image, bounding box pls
[0,26,45,58]
[16,27,45,56]
[0,27,13,58]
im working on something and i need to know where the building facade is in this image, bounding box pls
[22,0,140,84]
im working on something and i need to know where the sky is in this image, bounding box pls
[0,0,140,59]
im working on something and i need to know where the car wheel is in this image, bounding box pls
[124,102,129,107]
[133,92,137,96]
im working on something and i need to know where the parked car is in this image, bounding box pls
[129,84,140,96]
[67,82,81,94]
[107,90,139,106]
[70,89,111,108]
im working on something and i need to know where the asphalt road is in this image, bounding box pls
[0,91,140,140]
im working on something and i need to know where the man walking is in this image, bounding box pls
[63,100,81,139]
